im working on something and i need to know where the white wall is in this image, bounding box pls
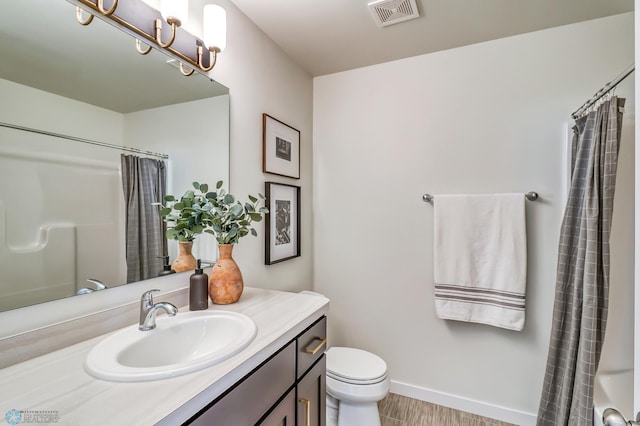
[313,13,634,422]
[599,108,635,374]
[635,0,640,416]
[190,0,315,292]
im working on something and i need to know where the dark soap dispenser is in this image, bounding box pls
[190,259,209,311]
[158,256,176,276]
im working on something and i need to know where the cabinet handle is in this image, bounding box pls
[299,398,311,426]
[304,337,327,355]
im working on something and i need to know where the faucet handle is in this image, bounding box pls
[86,278,106,291]
[141,289,161,307]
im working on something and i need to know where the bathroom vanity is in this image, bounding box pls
[0,287,329,425]
[187,316,326,425]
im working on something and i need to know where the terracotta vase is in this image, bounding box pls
[209,244,244,304]
[171,241,198,273]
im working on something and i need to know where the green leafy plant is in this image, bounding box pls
[157,181,269,245]
[203,181,269,244]
[157,183,212,242]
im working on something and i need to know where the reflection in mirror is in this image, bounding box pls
[0,0,230,312]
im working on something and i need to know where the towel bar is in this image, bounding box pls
[422,192,539,203]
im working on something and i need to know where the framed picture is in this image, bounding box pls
[265,182,301,265]
[263,114,300,179]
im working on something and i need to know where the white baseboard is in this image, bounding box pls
[390,380,537,426]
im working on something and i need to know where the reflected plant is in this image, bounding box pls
[156,184,211,242]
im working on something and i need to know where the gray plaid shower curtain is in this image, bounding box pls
[537,96,625,426]
[120,154,167,283]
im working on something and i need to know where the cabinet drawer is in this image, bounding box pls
[297,316,327,379]
[189,342,296,425]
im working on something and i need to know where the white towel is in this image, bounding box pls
[433,194,527,331]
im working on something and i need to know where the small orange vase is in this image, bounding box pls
[209,244,244,304]
[171,241,198,273]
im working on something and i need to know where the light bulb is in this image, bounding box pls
[203,4,226,52]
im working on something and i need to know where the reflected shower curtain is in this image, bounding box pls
[121,154,167,283]
[537,97,625,425]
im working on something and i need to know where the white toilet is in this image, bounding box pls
[296,292,390,426]
[325,346,390,426]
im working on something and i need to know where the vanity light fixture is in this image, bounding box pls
[72,0,226,76]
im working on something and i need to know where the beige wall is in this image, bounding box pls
[313,13,634,424]
[194,0,315,293]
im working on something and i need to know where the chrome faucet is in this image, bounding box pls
[76,278,108,295]
[139,289,178,331]
[86,278,107,291]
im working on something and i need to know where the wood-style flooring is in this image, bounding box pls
[378,393,516,426]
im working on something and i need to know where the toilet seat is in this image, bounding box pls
[327,370,387,385]
[326,347,388,385]
[326,374,390,403]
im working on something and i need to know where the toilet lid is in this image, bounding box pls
[326,347,387,383]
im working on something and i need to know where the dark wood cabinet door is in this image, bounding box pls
[259,389,296,426]
[296,356,326,426]
[188,343,296,426]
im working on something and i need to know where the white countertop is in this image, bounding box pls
[0,287,329,425]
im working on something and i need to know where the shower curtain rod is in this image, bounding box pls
[0,121,169,160]
[571,63,635,119]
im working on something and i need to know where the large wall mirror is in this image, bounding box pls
[0,0,229,314]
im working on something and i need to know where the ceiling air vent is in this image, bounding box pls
[368,0,419,27]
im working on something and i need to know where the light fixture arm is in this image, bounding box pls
[179,63,195,76]
[76,7,94,25]
[197,45,220,72]
[75,0,117,25]
[97,0,118,16]
[135,39,152,55]
[155,18,179,49]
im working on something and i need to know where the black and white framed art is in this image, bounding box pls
[262,114,300,179]
[265,182,301,264]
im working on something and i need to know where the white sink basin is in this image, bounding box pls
[84,310,257,382]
